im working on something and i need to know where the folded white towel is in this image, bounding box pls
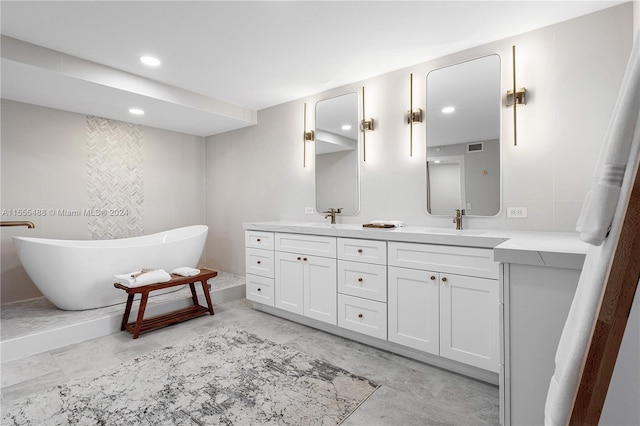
[370,220,405,228]
[171,267,201,277]
[114,269,172,287]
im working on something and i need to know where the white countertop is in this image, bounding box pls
[243,221,589,270]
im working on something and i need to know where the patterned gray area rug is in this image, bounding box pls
[2,326,380,425]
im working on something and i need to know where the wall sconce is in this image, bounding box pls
[303,102,315,168]
[407,73,423,157]
[360,86,374,162]
[506,45,527,146]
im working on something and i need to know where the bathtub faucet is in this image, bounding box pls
[1,221,35,228]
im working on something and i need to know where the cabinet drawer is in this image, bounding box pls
[245,248,275,278]
[275,233,336,257]
[246,274,274,306]
[388,242,498,279]
[338,294,387,340]
[245,231,274,250]
[337,238,387,265]
[338,260,387,302]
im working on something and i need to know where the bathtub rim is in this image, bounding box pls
[12,224,208,248]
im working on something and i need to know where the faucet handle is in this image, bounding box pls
[335,208,343,213]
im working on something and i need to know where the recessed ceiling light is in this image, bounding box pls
[140,56,161,67]
[341,124,352,131]
[129,108,145,115]
[442,106,455,114]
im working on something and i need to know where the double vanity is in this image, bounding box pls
[244,221,588,425]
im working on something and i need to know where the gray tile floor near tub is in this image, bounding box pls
[1,298,500,425]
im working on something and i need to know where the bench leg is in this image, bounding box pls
[189,282,199,305]
[121,294,135,331]
[201,280,215,315]
[132,292,149,339]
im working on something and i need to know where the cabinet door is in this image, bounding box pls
[274,251,304,315]
[440,274,499,372]
[303,255,337,325]
[388,266,439,354]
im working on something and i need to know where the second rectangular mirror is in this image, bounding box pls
[315,92,360,215]
[426,54,501,216]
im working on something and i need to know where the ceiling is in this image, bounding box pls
[0,1,625,137]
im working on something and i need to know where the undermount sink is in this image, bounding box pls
[423,228,486,236]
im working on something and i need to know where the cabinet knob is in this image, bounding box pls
[358,313,363,318]
[358,277,363,282]
[297,257,301,261]
[430,275,436,281]
[357,249,363,254]
[441,277,448,282]
[257,288,261,292]
[257,238,261,242]
[257,260,261,264]
[303,257,307,261]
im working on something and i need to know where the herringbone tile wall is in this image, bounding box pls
[86,116,144,239]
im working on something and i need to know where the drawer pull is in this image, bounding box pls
[358,278,363,282]
[430,275,436,281]
[357,249,363,253]
[441,277,448,282]
[358,313,363,318]
[257,260,261,264]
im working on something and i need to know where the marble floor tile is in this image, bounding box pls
[0,352,60,388]
[1,296,500,425]
[49,338,123,381]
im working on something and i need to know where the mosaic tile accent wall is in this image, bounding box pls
[86,116,144,239]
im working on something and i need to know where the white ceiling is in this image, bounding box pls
[0,1,625,137]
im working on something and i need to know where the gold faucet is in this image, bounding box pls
[324,208,342,225]
[453,209,464,231]
[1,221,35,228]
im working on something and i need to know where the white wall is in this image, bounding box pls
[205,4,633,276]
[0,100,206,303]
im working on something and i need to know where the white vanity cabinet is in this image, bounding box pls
[245,231,275,306]
[388,241,500,373]
[274,233,337,325]
[336,238,387,339]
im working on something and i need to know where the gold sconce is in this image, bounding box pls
[303,102,315,167]
[407,73,423,157]
[506,45,527,146]
[360,86,374,162]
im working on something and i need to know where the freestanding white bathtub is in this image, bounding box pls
[13,225,208,310]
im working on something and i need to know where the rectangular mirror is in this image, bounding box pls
[315,92,360,214]
[426,54,501,216]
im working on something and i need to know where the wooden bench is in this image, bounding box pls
[114,268,217,339]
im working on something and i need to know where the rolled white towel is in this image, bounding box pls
[114,269,172,287]
[171,266,201,277]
